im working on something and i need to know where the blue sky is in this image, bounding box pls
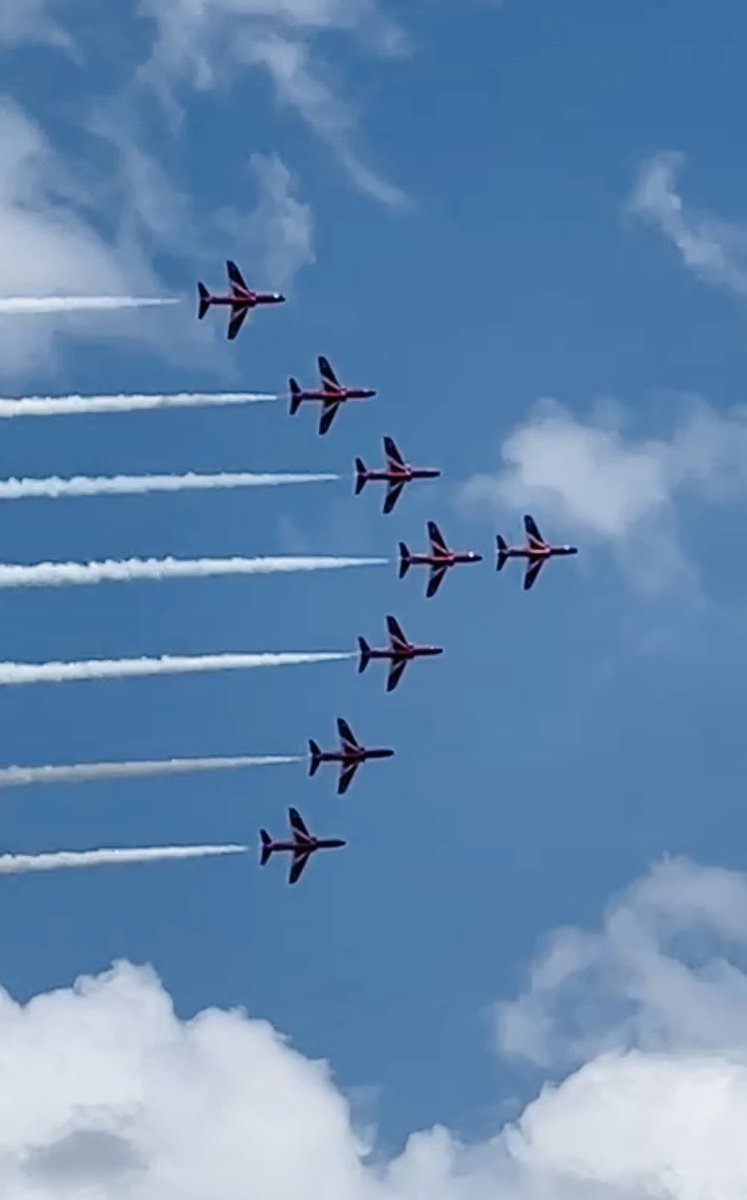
[3,1,747,1191]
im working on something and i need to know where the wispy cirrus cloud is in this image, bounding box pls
[461,397,747,591]
[6,857,747,1199]
[138,0,407,206]
[630,151,747,298]
[0,0,73,51]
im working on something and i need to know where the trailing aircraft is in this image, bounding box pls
[197,260,285,340]
[259,807,345,885]
[355,437,441,513]
[496,514,578,590]
[358,615,443,692]
[309,718,394,795]
[399,521,482,597]
[289,356,376,435]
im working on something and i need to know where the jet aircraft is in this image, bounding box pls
[358,615,443,692]
[355,437,441,513]
[399,521,483,597]
[496,514,578,590]
[309,718,394,795]
[197,260,285,340]
[289,356,376,435]
[259,807,345,885]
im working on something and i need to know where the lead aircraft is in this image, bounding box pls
[289,356,376,435]
[309,718,395,795]
[496,514,578,590]
[259,807,345,884]
[399,521,483,597]
[358,615,443,692]
[355,437,441,513]
[197,260,285,340]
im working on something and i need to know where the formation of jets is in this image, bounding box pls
[196,261,580,883]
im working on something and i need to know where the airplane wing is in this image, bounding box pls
[318,355,342,392]
[288,807,312,840]
[319,400,341,435]
[386,615,409,652]
[227,260,248,294]
[227,305,249,341]
[384,436,405,468]
[383,480,405,514]
[387,659,407,692]
[524,559,546,591]
[524,514,547,550]
[428,520,449,555]
[337,718,360,751]
[338,761,359,795]
[289,849,312,884]
[426,565,448,598]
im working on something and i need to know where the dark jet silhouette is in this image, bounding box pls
[399,520,482,597]
[259,807,345,885]
[358,615,443,693]
[355,436,441,513]
[197,260,285,340]
[289,356,376,435]
[309,718,394,795]
[496,514,578,591]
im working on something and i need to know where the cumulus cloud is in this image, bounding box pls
[462,397,747,589]
[630,151,747,297]
[6,857,747,1199]
[139,0,406,206]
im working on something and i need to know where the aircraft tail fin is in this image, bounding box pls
[398,543,411,578]
[354,459,367,494]
[289,378,303,415]
[358,637,371,674]
[259,830,273,866]
[197,282,211,320]
[308,740,322,776]
[496,535,509,571]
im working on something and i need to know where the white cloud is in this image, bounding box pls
[630,151,747,297]
[0,0,72,51]
[462,397,747,589]
[229,151,315,287]
[0,98,174,374]
[139,0,406,206]
[7,857,747,1199]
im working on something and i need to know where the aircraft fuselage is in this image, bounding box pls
[362,466,440,482]
[406,551,482,567]
[369,646,443,662]
[298,387,376,401]
[207,291,285,308]
[504,545,578,559]
[319,747,394,765]
[266,837,346,855]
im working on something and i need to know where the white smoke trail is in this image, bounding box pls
[0,845,247,875]
[0,651,353,687]
[0,756,299,789]
[0,393,275,419]
[0,555,386,590]
[0,297,179,314]
[0,471,339,500]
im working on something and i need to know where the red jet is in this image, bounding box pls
[289,356,376,435]
[497,514,578,590]
[399,521,483,598]
[355,436,441,514]
[259,807,345,885]
[358,615,443,692]
[197,260,285,340]
[309,718,394,795]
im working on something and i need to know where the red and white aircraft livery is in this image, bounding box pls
[289,356,376,435]
[399,521,483,598]
[309,718,395,795]
[259,807,345,885]
[355,437,441,514]
[496,514,578,591]
[197,260,285,340]
[358,615,443,693]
